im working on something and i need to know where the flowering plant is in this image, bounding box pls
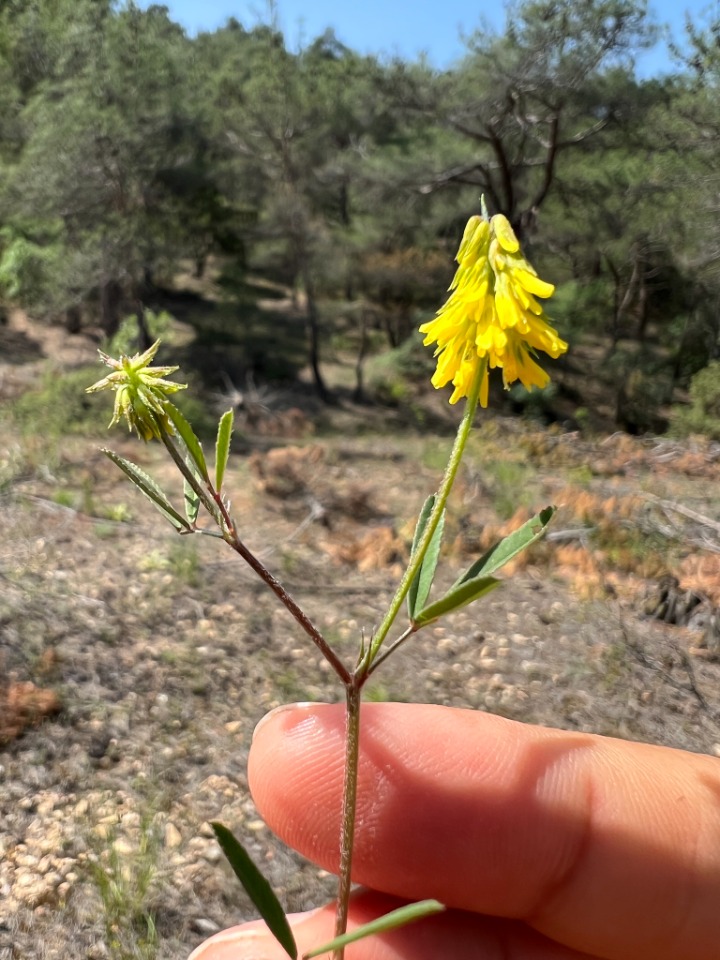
[88,205,566,959]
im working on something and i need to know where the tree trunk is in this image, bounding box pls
[64,305,82,334]
[635,274,649,343]
[100,280,123,338]
[302,268,331,403]
[353,308,369,403]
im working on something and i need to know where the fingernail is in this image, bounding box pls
[252,702,318,742]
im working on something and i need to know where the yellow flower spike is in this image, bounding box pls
[419,210,567,406]
[86,339,187,440]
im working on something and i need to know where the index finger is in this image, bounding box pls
[249,702,720,960]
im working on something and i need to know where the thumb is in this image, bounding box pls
[187,904,335,960]
[187,890,596,960]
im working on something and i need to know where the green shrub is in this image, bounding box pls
[11,365,107,437]
[670,361,720,440]
[104,310,173,357]
[366,334,433,404]
[550,278,610,334]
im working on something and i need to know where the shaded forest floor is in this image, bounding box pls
[1,303,720,960]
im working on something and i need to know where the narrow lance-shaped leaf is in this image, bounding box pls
[414,576,500,627]
[211,822,297,960]
[103,449,191,532]
[414,506,556,627]
[407,496,446,621]
[303,900,445,959]
[164,401,209,482]
[215,409,234,493]
[452,506,556,585]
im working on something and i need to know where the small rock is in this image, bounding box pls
[520,660,545,676]
[202,843,221,864]
[36,796,56,816]
[499,686,516,706]
[13,873,56,908]
[15,854,39,869]
[112,837,133,856]
[191,918,221,936]
[539,602,564,624]
[165,823,183,849]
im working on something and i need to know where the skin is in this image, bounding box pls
[189,702,720,960]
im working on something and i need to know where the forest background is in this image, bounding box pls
[1,0,720,435]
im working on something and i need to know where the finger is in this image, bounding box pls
[249,702,720,960]
[187,888,599,960]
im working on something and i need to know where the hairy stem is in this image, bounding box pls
[225,530,352,684]
[331,367,484,954]
[334,681,362,959]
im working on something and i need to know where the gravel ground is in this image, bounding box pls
[2,396,720,960]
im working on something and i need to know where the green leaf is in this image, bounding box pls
[103,449,191,532]
[407,496,445,620]
[164,401,209,482]
[452,506,556,585]
[414,576,500,626]
[414,507,556,627]
[303,900,444,959]
[183,475,200,525]
[215,409,234,493]
[211,822,297,960]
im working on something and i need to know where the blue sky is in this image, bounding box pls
[146,0,719,76]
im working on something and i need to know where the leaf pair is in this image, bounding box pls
[408,499,555,627]
[103,405,235,533]
[212,823,444,960]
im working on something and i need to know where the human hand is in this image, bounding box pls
[189,702,720,960]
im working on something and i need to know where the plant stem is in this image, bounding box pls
[157,422,220,522]
[365,623,416,677]
[363,363,484,668]
[225,529,352,684]
[333,680,362,960]
[331,366,485,955]
[157,418,352,684]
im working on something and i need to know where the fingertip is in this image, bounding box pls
[252,702,338,744]
[187,907,332,960]
[249,702,347,841]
